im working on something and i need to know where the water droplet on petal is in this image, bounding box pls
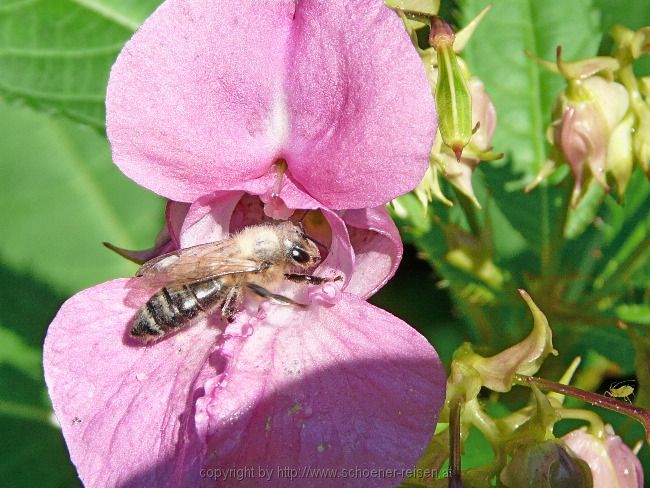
[136,372,147,381]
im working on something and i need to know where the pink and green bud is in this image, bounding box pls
[562,426,643,488]
[453,291,556,393]
[553,76,629,205]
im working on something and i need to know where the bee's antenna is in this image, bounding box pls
[296,209,309,223]
[305,233,330,252]
[302,229,330,252]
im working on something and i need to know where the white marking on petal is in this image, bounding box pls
[266,90,290,150]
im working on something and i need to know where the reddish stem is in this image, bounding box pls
[515,374,650,442]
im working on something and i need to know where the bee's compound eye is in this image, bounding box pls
[290,246,311,264]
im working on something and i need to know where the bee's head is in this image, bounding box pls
[279,221,321,269]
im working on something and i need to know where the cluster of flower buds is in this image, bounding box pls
[405,290,645,487]
[528,26,650,205]
[386,2,501,208]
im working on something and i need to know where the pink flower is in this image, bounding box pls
[563,427,643,488]
[44,0,445,486]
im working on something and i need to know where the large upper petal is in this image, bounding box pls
[43,279,221,488]
[107,0,435,208]
[107,0,293,202]
[283,0,435,208]
[195,293,446,487]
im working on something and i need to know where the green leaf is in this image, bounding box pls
[459,0,601,176]
[0,97,163,487]
[0,99,164,295]
[0,326,41,381]
[0,416,81,488]
[0,0,161,129]
[594,0,650,33]
[564,182,606,240]
[569,325,636,374]
[483,162,546,252]
[0,266,81,487]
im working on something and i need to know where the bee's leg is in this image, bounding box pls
[221,283,243,323]
[284,274,343,285]
[246,283,305,307]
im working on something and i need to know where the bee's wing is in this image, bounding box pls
[135,240,261,286]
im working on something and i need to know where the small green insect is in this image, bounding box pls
[604,381,636,403]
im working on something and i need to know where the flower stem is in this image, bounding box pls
[448,397,463,488]
[454,187,481,236]
[556,408,605,438]
[514,373,650,442]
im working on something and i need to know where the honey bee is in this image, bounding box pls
[130,220,338,341]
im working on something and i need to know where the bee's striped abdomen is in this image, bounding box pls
[130,278,226,340]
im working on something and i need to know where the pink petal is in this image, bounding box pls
[180,191,244,248]
[604,434,644,488]
[107,0,293,202]
[317,207,355,289]
[284,0,435,208]
[563,429,643,488]
[107,0,435,206]
[195,294,446,487]
[43,279,221,488]
[340,207,402,299]
[166,200,190,248]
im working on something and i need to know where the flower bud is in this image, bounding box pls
[430,17,473,160]
[431,77,499,206]
[456,291,556,392]
[500,440,593,488]
[553,76,629,204]
[606,112,635,199]
[633,101,650,176]
[414,164,453,208]
[562,426,643,488]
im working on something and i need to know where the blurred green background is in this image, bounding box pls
[0,0,648,486]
